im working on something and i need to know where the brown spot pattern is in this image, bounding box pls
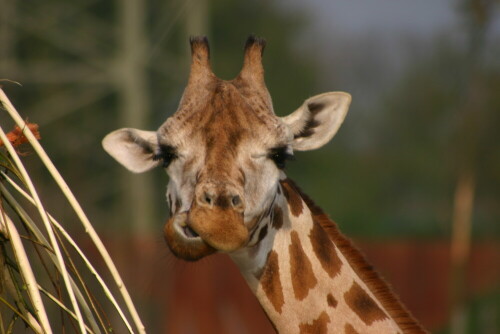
[298,311,330,334]
[293,102,325,139]
[344,323,359,334]
[264,202,274,218]
[272,206,283,230]
[257,225,268,243]
[260,250,284,314]
[308,102,325,115]
[309,220,342,278]
[287,179,427,333]
[344,281,389,325]
[294,117,320,139]
[327,293,338,308]
[289,231,317,300]
[280,179,303,217]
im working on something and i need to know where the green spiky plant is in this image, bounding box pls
[0,88,146,334]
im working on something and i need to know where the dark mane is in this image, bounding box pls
[282,179,427,334]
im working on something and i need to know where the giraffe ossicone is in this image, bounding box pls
[103,36,427,334]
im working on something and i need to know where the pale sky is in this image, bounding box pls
[274,0,499,97]
[276,0,499,38]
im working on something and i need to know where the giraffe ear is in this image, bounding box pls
[282,92,351,151]
[102,128,160,173]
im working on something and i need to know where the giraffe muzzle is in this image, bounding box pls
[164,201,249,261]
[187,201,248,252]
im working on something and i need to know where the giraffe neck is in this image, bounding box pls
[230,179,426,334]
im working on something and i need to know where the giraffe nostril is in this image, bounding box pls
[231,195,242,207]
[200,192,215,206]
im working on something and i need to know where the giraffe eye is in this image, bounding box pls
[153,145,177,168]
[268,146,294,169]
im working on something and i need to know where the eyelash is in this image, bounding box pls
[268,147,294,169]
[153,145,177,168]
[153,146,292,169]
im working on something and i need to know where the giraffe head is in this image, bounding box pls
[103,36,351,261]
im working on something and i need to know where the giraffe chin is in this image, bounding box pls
[163,213,216,261]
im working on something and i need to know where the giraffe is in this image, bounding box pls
[102,36,427,334]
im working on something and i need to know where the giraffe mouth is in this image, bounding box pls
[163,213,216,261]
[172,213,203,241]
[163,206,249,261]
[182,224,199,238]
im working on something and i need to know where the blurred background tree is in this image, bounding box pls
[1,0,498,333]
